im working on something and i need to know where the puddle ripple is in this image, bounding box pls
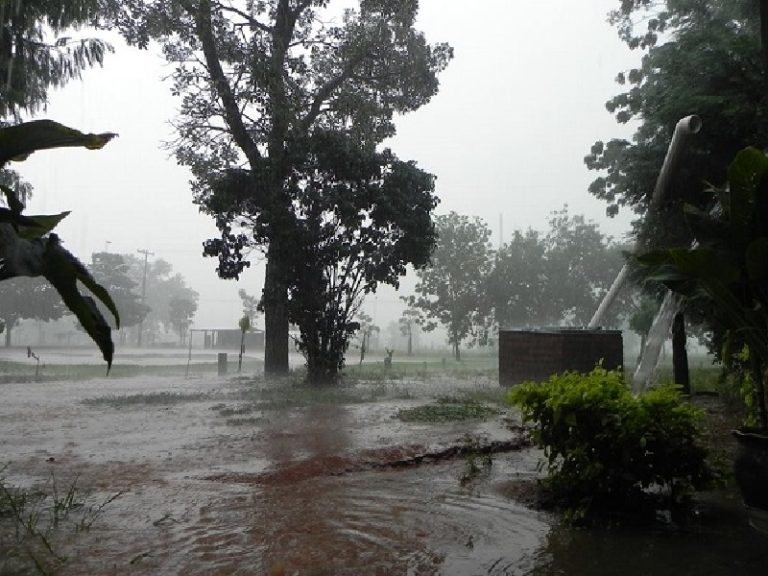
[140,464,549,576]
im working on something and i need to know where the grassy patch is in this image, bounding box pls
[341,352,498,381]
[396,398,500,423]
[0,470,121,574]
[82,391,209,408]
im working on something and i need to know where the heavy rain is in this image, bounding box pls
[2,1,768,574]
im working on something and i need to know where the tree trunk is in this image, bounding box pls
[263,244,289,375]
[407,332,412,356]
[4,323,11,347]
[454,340,461,361]
[672,312,690,394]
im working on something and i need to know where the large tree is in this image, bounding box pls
[112,0,451,375]
[585,0,768,246]
[409,212,492,361]
[208,134,438,382]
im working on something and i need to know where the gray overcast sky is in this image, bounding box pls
[15,0,641,331]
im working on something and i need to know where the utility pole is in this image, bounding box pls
[136,248,154,347]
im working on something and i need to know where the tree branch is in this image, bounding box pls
[192,0,261,166]
[217,3,273,33]
[300,58,360,132]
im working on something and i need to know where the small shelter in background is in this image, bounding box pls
[189,328,264,350]
[498,328,623,386]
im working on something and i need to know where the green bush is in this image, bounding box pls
[507,366,713,523]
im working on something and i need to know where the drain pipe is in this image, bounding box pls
[588,115,702,329]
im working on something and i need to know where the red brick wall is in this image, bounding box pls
[499,329,623,386]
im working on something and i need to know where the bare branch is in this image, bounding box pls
[193,0,261,165]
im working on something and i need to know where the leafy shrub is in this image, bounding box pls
[507,366,713,523]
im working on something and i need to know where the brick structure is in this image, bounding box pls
[499,328,623,386]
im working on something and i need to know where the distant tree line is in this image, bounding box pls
[405,208,632,360]
[0,252,198,347]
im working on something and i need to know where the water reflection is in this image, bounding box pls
[530,492,768,576]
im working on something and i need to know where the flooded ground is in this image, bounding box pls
[1,350,767,574]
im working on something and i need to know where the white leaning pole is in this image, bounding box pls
[586,115,702,389]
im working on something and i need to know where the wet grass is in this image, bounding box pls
[82,391,210,408]
[396,397,501,423]
[0,470,121,575]
[342,353,497,382]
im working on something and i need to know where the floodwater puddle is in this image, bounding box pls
[1,374,767,574]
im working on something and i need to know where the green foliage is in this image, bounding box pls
[486,207,629,329]
[639,147,768,427]
[89,252,148,329]
[0,120,119,367]
[587,0,768,245]
[111,0,452,376]
[0,0,112,119]
[409,211,492,361]
[507,366,712,523]
[118,253,198,344]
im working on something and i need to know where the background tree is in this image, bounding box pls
[541,207,627,326]
[238,288,260,327]
[112,0,452,376]
[0,277,64,346]
[88,252,148,343]
[354,311,379,366]
[168,295,197,344]
[123,255,198,345]
[485,207,628,330]
[485,229,547,329]
[409,212,492,361]
[398,305,421,356]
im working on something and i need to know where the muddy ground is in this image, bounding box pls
[2,354,768,575]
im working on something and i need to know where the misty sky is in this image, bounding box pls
[15,0,641,332]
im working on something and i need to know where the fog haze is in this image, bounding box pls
[15,0,639,332]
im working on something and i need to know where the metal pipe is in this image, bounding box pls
[650,115,702,207]
[587,115,702,329]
